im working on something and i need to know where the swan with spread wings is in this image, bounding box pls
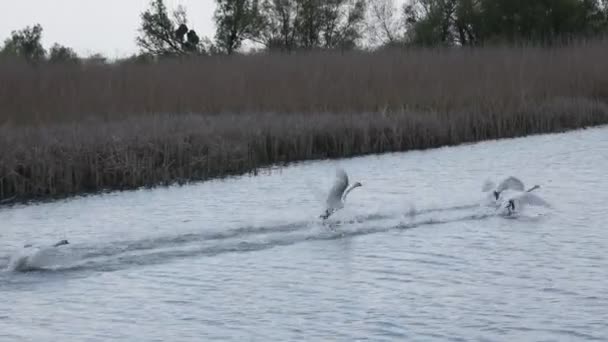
[320,168,362,220]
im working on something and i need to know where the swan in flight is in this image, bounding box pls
[52,239,69,247]
[22,239,69,249]
[483,176,542,208]
[8,239,70,272]
[320,168,362,220]
[483,176,526,201]
[499,189,550,216]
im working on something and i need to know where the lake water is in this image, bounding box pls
[1,127,607,341]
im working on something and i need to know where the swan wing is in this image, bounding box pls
[496,176,525,193]
[516,193,550,207]
[482,179,496,192]
[326,168,349,208]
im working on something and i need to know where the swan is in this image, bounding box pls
[22,239,69,249]
[52,239,69,247]
[320,168,362,220]
[499,186,549,216]
[483,176,526,201]
[8,239,70,272]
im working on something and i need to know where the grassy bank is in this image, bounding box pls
[1,40,608,203]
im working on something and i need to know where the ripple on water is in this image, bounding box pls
[1,127,608,341]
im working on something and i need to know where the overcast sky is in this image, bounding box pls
[0,0,217,58]
[1,0,411,58]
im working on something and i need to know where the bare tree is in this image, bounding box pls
[320,0,367,49]
[137,0,205,55]
[367,0,404,46]
[214,0,266,54]
[256,0,300,50]
[403,0,459,46]
[253,0,366,50]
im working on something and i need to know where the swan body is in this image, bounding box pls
[320,169,362,220]
[22,239,68,249]
[52,239,69,247]
[498,188,549,216]
[483,176,525,202]
[7,239,69,272]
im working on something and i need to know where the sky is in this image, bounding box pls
[0,0,410,58]
[0,0,217,58]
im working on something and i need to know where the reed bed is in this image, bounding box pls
[1,40,608,203]
[2,100,607,203]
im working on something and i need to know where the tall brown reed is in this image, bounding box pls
[1,40,608,203]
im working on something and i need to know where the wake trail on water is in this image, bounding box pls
[3,245,76,273]
[1,202,495,274]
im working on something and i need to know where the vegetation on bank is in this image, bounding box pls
[1,41,608,203]
[1,0,608,203]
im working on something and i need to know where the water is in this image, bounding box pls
[1,127,607,341]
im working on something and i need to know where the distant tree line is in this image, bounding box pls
[210,0,608,51]
[2,0,608,63]
[402,0,608,46]
[0,24,106,64]
[0,24,78,63]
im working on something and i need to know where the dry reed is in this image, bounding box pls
[1,40,608,203]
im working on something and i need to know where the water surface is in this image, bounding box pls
[1,127,607,341]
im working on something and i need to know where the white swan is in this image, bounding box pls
[22,239,69,249]
[320,168,362,220]
[483,176,526,202]
[499,186,549,216]
[7,239,69,272]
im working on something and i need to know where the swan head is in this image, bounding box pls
[352,182,362,188]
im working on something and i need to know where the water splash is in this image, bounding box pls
[2,203,499,274]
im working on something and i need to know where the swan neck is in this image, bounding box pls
[342,184,360,200]
[526,185,540,192]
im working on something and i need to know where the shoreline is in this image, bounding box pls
[2,108,606,207]
[2,42,608,205]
